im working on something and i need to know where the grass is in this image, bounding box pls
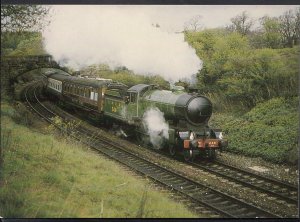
[0,101,198,218]
[210,96,299,164]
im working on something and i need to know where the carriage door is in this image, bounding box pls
[128,92,138,117]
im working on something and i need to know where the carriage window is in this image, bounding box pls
[91,91,94,100]
[130,93,137,103]
[94,92,98,101]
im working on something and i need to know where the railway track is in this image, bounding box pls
[188,160,298,205]
[22,82,282,218]
[137,144,298,208]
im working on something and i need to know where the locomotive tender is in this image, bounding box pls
[42,68,227,160]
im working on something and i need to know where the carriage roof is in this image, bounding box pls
[44,68,112,88]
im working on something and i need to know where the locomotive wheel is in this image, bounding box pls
[136,132,148,146]
[183,150,194,161]
[209,149,216,160]
[168,145,176,156]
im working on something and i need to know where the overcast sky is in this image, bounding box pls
[50,5,299,32]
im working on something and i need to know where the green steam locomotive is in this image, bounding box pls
[42,68,227,160]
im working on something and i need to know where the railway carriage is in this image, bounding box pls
[42,68,227,161]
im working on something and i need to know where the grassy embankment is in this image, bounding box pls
[0,100,198,218]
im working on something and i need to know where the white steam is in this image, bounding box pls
[142,108,169,149]
[43,6,202,82]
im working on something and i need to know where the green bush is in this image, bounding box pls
[210,97,298,164]
[11,102,34,126]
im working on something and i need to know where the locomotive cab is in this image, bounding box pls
[125,91,138,118]
[126,84,157,120]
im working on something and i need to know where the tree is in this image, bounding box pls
[279,9,296,47]
[294,7,300,45]
[184,15,203,32]
[228,11,254,36]
[1,5,50,32]
[259,16,282,48]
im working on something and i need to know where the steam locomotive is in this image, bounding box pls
[42,68,227,160]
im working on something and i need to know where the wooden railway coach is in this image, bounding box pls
[43,68,130,123]
[43,68,113,113]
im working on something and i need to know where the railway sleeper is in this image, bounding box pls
[164,179,186,185]
[205,197,224,204]
[216,203,239,211]
[242,212,260,218]
[215,200,231,205]
[231,207,250,215]
[184,187,202,194]
[202,193,218,199]
[159,175,176,180]
[182,184,197,190]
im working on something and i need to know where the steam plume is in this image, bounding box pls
[43,6,202,82]
[142,108,169,149]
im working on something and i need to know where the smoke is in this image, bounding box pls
[43,6,202,82]
[142,107,169,149]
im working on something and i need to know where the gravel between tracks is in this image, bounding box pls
[217,152,298,186]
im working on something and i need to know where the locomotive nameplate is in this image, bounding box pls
[206,139,219,148]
